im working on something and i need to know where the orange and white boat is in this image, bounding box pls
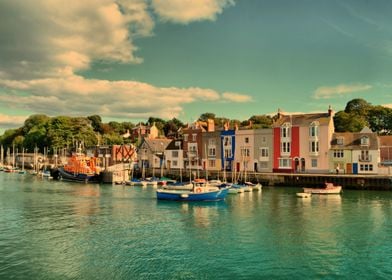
[58,153,101,183]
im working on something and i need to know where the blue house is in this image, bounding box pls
[221,129,235,171]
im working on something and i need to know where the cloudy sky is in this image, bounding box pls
[1,0,392,133]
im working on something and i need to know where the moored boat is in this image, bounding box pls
[303,182,342,194]
[156,179,229,201]
[296,192,311,198]
[58,153,100,183]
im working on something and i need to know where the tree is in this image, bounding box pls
[344,98,371,115]
[249,115,273,128]
[367,106,392,135]
[22,114,50,134]
[87,115,103,134]
[333,111,367,132]
[198,112,216,122]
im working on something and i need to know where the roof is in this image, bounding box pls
[139,138,172,152]
[331,132,379,150]
[166,139,183,150]
[379,136,392,147]
[273,113,331,127]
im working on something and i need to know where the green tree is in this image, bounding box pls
[22,114,50,134]
[344,98,372,115]
[198,112,216,122]
[87,115,103,134]
[367,106,392,135]
[333,111,367,132]
[249,115,273,128]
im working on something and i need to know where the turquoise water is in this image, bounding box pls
[1,173,392,279]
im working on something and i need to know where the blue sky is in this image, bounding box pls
[1,0,392,133]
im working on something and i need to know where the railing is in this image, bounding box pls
[358,155,372,162]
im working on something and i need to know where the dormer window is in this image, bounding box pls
[337,137,344,145]
[361,136,369,146]
[309,121,319,137]
[183,134,188,141]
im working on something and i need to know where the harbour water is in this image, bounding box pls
[1,173,392,279]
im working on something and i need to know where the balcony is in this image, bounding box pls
[358,155,372,162]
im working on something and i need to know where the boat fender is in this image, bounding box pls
[195,187,202,193]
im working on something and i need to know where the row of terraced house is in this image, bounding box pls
[137,107,392,175]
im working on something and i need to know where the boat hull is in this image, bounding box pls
[58,167,100,183]
[156,188,229,201]
[303,186,342,194]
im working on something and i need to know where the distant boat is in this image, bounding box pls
[156,179,229,201]
[296,192,311,198]
[58,153,100,183]
[303,182,342,195]
[127,178,148,186]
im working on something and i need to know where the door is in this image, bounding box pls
[352,163,358,174]
[346,163,352,174]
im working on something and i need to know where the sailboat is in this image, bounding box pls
[18,148,27,174]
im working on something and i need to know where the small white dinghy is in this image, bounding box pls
[296,192,311,198]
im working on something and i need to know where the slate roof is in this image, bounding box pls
[331,132,379,150]
[273,113,331,127]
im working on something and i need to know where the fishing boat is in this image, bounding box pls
[303,182,342,194]
[58,152,100,183]
[156,179,229,201]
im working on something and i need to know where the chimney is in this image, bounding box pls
[207,119,215,132]
[277,108,282,119]
[328,105,334,117]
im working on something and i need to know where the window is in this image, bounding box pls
[311,159,318,168]
[361,150,370,161]
[281,141,291,154]
[209,139,216,145]
[172,151,178,158]
[208,147,216,157]
[337,137,344,145]
[279,158,292,168]
[360,164,373,171]
[183,134,188,141]
[240,148,250,157]
[223,136,232,147]
[361,136,369,146]
[333,150,344,158]
[192,134,197,141]
[224,148,232,159]
[260,147,269,158]
[309,141,319,153]
[175,141,181,148]
[262,137,266,143]
[172,160,178,167]
[245,137,249,143]
[281,123,291,138]
[208,160,216,168]
[309,122,319,137]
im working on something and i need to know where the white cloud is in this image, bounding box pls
[0,114,26,128]
[0,0,243,129]
[151,0,234,24]
[383,103,392,109]
[222,92,252,103]
[313,84,372,99]
[0,0,153,80]
[0,75,224,120]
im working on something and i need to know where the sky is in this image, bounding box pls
[1,0,392,134]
